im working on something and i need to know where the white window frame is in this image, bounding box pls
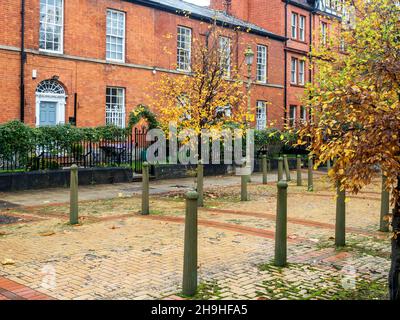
[219,36,231,78]
[106,9,126,63]
[291,13,298,39]
[256,101,267,130]
[291,57,297,84]
[340,37,346,52]
[289,105,297,127]
[298,59,305,85]
[256,45,267,83]
[177,26,192,72]
[39,0,64,54]
[321,22,328,45]
[106,87,126,128]
[300,106,307,122]
[299,15,306,41]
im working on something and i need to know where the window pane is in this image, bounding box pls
[219,36,231,77]
[106,9,125,62]
[256,101,267,130]
[177,26,192,71]
[256,45,267,83]
[39,0,63,53]
[291,58,297,84]
[106,87,125,127]
[291,13,297,38]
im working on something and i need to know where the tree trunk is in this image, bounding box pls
[389,177,400,300]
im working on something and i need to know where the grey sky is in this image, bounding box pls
[185,0,210,6]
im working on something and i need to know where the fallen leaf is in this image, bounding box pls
[1,258,15,265]
[39,231,55,237]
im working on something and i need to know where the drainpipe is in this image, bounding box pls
[284,0,288,127]
[309,8,315,122]
[73,93,78,125]
[20,0,26,123]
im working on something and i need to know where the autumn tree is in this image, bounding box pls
[298,0,400,299]
[151,23,248,139]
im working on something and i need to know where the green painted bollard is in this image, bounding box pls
[241,159,249,201]
[380,174,390,232]
[275,181,288,267]
[69,164,79,225]
[335,182,346,247]
[197,161,204,207]
[278,157,284,181]
[182,191,199,297]
[262,155,268,185]
[308,155,313,192]
[327,159,331,172]
[283,155,291,181]
[296,155,302,186]
[142,162,150,215]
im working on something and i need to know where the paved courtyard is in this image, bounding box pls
[0,170,391,300]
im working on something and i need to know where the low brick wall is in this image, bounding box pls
[0,167,133,192]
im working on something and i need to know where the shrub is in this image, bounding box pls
[254,128,300,157]
[0,121,34,161]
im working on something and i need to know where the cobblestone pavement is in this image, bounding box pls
[0,173,391,300]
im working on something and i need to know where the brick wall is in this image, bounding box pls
[0,0,286,128]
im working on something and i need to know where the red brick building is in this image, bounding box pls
[0,0,349,129]
[210,0,350,126]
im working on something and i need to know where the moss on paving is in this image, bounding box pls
[178,281,223,300]
[255,261,388,300]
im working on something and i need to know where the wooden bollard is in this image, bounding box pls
[283,155,291,181]
[275,180,288,267]
[241,159,249,201]
[69,164,79,225]
[380,174,390,232]
[182,190,199,296]
[197,160,204,207]
[335,182,346,247]
[308,155,313,192]
[296,155,302,186]
[278,157,284,181]
[141,162,150,215]
[262,155,268,185]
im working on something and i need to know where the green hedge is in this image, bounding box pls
[0,120,129,160]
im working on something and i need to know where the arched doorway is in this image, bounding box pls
[35,79,66,126]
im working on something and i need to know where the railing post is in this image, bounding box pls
[197,160,204,207]
[182,190,199,297]
[380,174,390,232]
[278,157,284,181]
[283,154,291,181]
[69,164,79,225]
[308,155,313,192]
[275,180,288,267]
[335,182,346,247]
[241,158,249,201]
[262,155,268,185]
[142,162,150,215]
[296,155,302,186]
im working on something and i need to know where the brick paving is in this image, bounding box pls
[0,173,391,300]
